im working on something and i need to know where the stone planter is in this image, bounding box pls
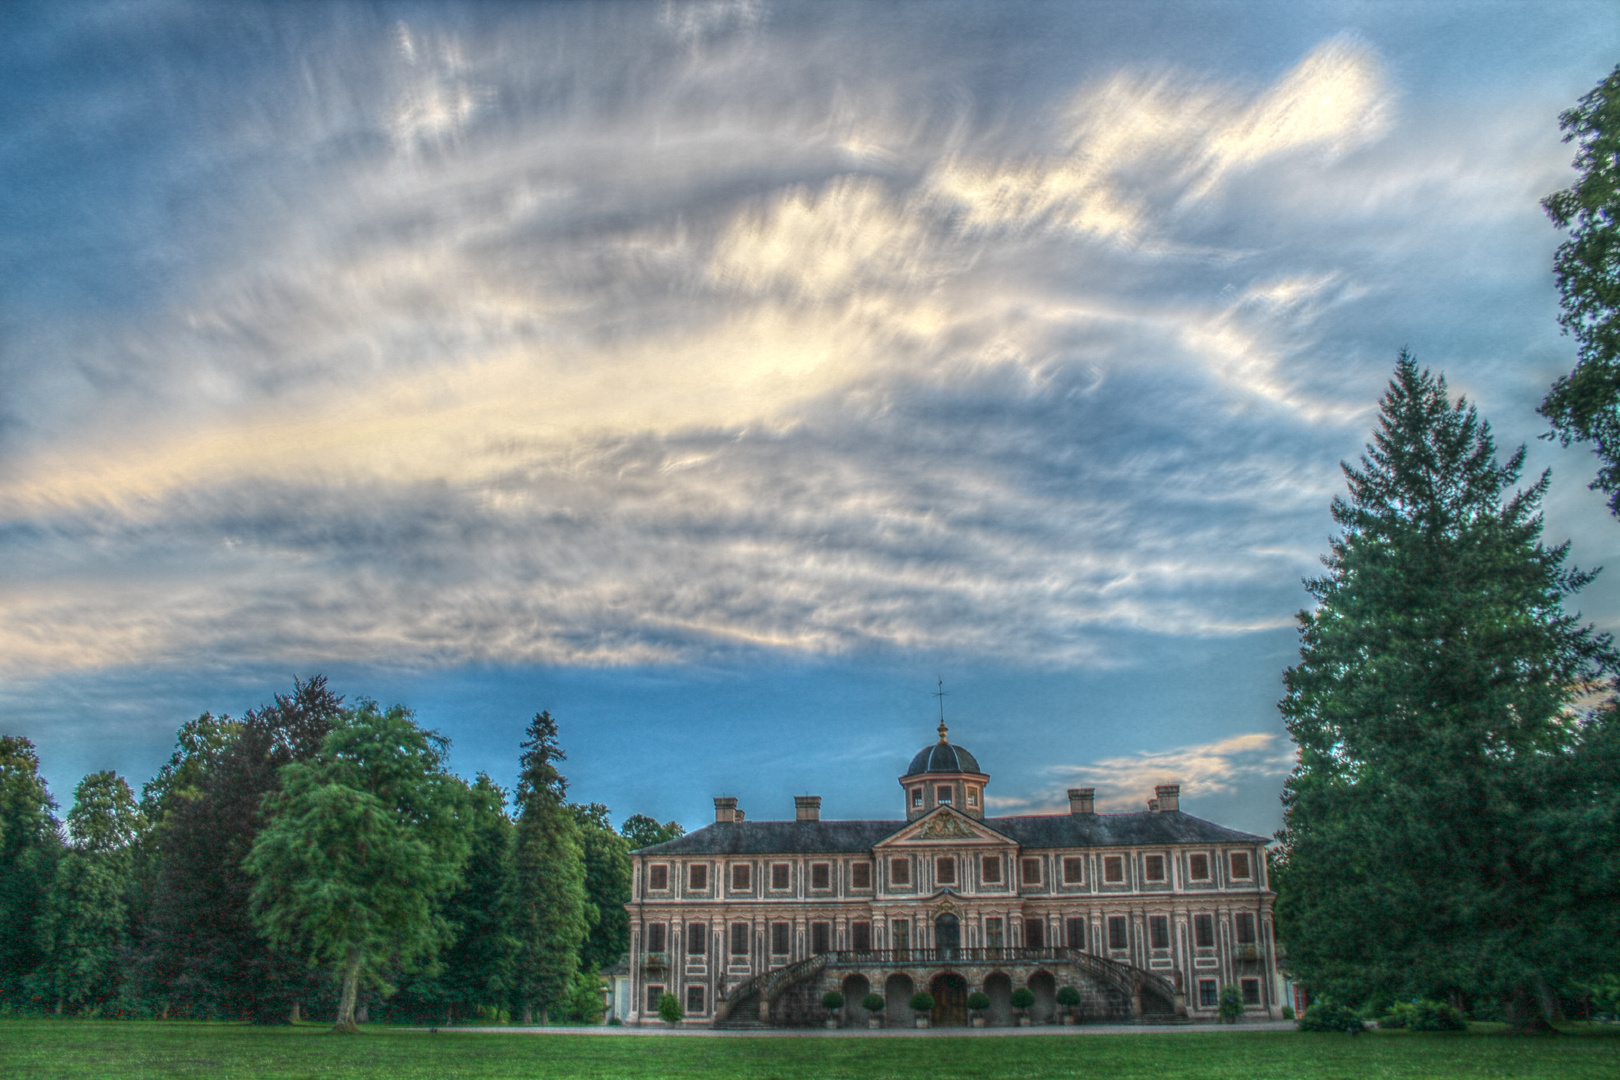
[824,1019,838,1029]
[971,1017,985,1028]
[1061,1015,1075,1026]
[915,1018,930,1028]
[868,1018,882,1029]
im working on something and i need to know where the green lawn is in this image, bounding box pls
[3,1021,1618,1080]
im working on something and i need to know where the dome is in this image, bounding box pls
[906,727,981,776]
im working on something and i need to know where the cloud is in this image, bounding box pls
[1044,733,1298,813]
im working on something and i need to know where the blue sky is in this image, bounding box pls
[3,1,1618,838]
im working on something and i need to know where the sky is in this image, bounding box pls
[3,1,1618,839]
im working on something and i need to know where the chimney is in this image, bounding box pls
[714,797,738,823]
[795,795,822,821]
[1154,784,1180,813]
[1067,788,1095,815]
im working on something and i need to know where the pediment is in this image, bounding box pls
[875,807,1015,848]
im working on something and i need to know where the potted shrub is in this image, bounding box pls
[1218,984,1244,1024]
[1055,985,1081,1024]
[1011,986,1035,1026]
[821,991,844,1029]
[862,992,885,1029]
[910,991,935,1028]
[656,992,684,1027]
[966,991,991,1028]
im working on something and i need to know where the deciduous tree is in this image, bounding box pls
[0,737,61,1009]
[620,814,684,850]
[571,802,631,971]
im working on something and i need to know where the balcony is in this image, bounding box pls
[642,951,669,969]
[1233,944,1261,960]
[825,946,1069,967]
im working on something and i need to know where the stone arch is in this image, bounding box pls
[884,973,914,1028]
[983,971,1013,1027]
[842,974,870,1025]
[1028,969,1057,1024]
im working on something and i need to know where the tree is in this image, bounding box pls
[246,701,470,1031]
[571,802,631,971]
[1218,984,1245,1023]
[36,771,140,1013]
[141,677,342,1021]
[620,814,684,850]
[510,711,588,1025]
[1541,65,1620,514]
[0,736,62,1009]
[1275,354,1619,1026]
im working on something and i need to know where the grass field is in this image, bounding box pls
[3,1021,1618,1080]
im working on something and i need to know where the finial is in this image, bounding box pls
[932,677,949,741]
[937,719,949,744]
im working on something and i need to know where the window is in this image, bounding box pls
[770,922,791,956]
[851,921,872,951]
[1241,979,1261,1006]
[936,856,956,885]
[1149,915,1170,950]
[646,985,665,1013]
[890,857,910,885]
[1025,919,1045,948]
[1229,851,1252,880]
[731,863,751,891]
[812,922,831,954]
[686,985,706,1015]
[1021,857,1042,885]
[1066,917,1087,950]
[1199,979,1218,1008]
[1107,915,1128,951]
[1234,912,1257,944]
[936,784,954,805]
[986,917,1004,948]
[911,786,923,808]
[982,855,1002,883]
[851,861,872,889]
[1103,855,1124,883]
[649,864,669,890]
[1188,853,1211,881]
[1062,856,1084,884]
[1144,854,1166,882]
[810,862,831,890]
[687,923,707,956]
[892,920,910,954]
[967,786,979,808]
[730,922,749,957]
[771,862,790,890]
[1194,913,1215,948]
[645,924,666,953]
[688,863,708,890]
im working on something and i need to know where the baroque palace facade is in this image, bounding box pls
[624,725,1279,1027]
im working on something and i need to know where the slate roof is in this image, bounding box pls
[631,811,1267,856]
[905,741,982,776]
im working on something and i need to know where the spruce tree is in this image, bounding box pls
[1275,353,1618,1024]
[0,737,63,1009]
[510,711,588,1025]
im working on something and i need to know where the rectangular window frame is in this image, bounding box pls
[770,862,790,890]
[1234,912,1257,944]
[685,985,706,1015]
[1144,853,1167,882]
[1066,916,1087,950]
[810,862,832,890]
[1199,979,1218,1008]
[935,783,954,805]
[1061,856,1084,884]
[1149,914,1170,950]
[648,864,670,891]
[646,985,665,1013]
[910,786,923,808]
[811,922,831,954]
[1024,918,1045,948]
[1021,857,1042,886]
[851,921,872,952]
[729,922,750,957]
[1229,850,1253,880]
[935,856,956,885]
[982,855,1003,884]
[730,863,751,891]
[967,785,979,808]
[1193,913,1215,949]
[645,923,667,954]
[1188,852,1211,881]
[851,861,872,889]
[1103,855,1125,884]
[1241,978,1261,1006]
[769,922,791,957]
[1107,915,1128,951]
[688,863,709,891]
[687,922,707,956]
[889,856,911,886]
[985,917,1004,949]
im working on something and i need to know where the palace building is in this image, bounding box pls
[624,724,1279,1027]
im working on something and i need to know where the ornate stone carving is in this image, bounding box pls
[913,814,976,841]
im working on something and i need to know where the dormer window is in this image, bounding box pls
[936,784,954,805]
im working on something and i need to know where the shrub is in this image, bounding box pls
[1010,987,1035,1011]
[1298,998,1362,1033]
[966,991,991,1013]
[1056,986,1081,1009]
[1408,1000,1466,1032]
[1280,1005,1295,1021]
[862,993,885,1014]
[1218,984,1245,1023]
[821,991,844,1011]
[1379,1002,1413,1029]
[656,993,683,1025]
[909,991,935,1014]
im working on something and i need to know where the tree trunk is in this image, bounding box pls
[335,958,361,1033]
[521,1005,533,1025]
[289,1001,301,1025]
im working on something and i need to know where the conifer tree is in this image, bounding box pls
[572,802,632,971]
[35,771,140,1013]
[1275,353,1618,1024]
[510,711,588,1025]
[0,737,62,1009]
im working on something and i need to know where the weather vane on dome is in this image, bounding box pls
[934,677,949,742]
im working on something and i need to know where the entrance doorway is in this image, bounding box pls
[934,912,960,956]
[930,972,968,1027]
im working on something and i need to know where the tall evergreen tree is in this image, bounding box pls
[35,771,140,1013]
[571,802,631,971]
[142,677,342,1020]
[247,700,470,1032]
[1275,354,1619,1024]
[510,711,588,1025]
[0,737,63,1009]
